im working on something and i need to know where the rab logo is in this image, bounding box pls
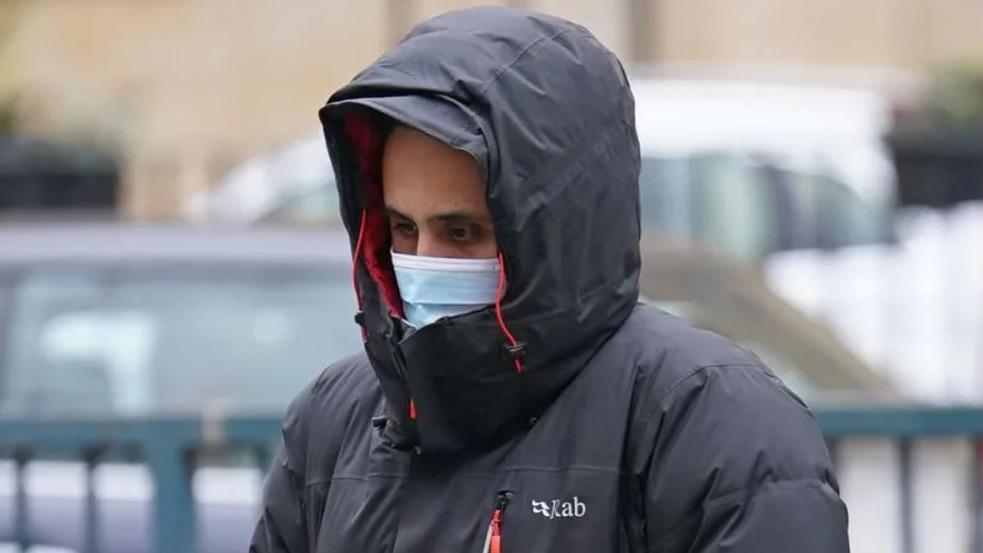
[531,497,587,519]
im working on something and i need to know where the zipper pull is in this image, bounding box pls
[486,491,512,553]
[489,510,502,553]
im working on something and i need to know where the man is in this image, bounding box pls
[251,6,849,553]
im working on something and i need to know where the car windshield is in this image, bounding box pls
[0,266,362,417]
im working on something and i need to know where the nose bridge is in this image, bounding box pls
[415,227,446,258]
[412,227,429,256]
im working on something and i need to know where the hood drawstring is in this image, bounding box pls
[352,209,368,341]
[495,251,525,373]
[352,207,418,420]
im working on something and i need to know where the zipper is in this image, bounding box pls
[482,491,512,553]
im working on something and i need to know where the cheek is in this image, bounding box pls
[471,233,499,258]
[390,233,417,255]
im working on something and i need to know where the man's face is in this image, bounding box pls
[382,126,498,259]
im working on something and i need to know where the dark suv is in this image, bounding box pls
[0,223,362,553]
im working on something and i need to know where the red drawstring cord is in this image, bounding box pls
[352,210,368,341]
[353,209,419,419]
[495,251,523,373]
[489,508,503,553]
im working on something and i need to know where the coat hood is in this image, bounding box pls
[319,6,640,454]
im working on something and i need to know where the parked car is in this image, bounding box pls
[0,223,361,553]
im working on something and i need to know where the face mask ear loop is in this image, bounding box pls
[352,209,369,341]
[495,251,525,373]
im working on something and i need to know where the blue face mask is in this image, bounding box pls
[391,251,501,329]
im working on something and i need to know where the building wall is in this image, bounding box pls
[650,0,983,68]
[1,0,982,219]
[2,0,389,219]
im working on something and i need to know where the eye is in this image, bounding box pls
[390,219,417,236]
[447,224,476,242]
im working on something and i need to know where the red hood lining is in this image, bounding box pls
[343,111,404,320]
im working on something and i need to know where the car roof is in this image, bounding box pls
[630,78,895,203]
[0,222,353,266]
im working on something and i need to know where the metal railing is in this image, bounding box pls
[2,407,983,553]
[0,416,279,553]
[819,407,983,553]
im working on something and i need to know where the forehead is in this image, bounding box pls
[382,126,487,213]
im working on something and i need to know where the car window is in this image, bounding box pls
[788,171,896,248]
[640,154,894,260]
[0,267,362,417]
[640,154,779,260]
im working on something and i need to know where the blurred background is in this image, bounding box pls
[0,0,981,552]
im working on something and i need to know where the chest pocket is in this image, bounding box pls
[479,335,641,553]
[488,468,626,553]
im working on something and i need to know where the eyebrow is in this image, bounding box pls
[385,207,412,221]
[385,206,491,224]
[433,211,491,225]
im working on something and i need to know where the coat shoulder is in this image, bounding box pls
[278,352,380,480]
[615,305,842,539]
[614,303,808,408]
[616,304,822,454]
[615,303,765,375]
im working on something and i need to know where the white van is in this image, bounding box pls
[631,78,897,260]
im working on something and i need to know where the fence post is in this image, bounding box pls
[899,438,914,553]
[972,437,983,553]
[82,445,107,553]
[13,448,31,550]
[145,436,197,553]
